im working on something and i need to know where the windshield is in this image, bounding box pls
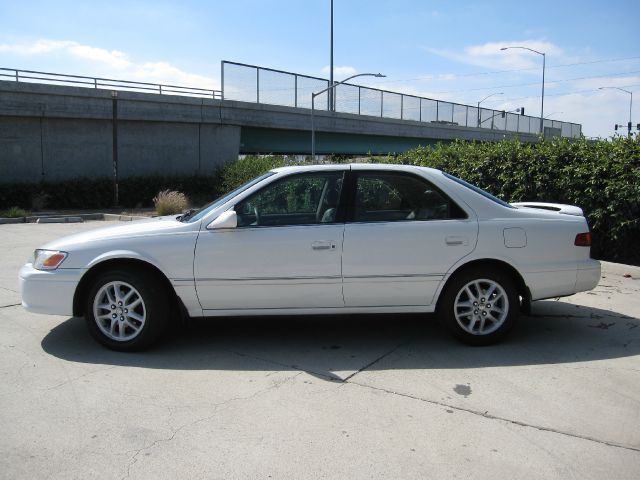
[182,172,275,223]
[443,172,514,209]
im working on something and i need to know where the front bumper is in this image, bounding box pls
[19,263,84,316]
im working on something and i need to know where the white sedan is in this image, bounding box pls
[20,164,600,350]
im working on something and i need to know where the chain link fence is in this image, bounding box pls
[222,61,582,138]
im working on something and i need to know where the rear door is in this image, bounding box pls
[342,170,477,307]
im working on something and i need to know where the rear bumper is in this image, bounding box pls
[575,259,601,293]
[19,264,84,316]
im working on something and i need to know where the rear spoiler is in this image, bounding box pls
[511,202,584,216]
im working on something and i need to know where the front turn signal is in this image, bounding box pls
[33,250,68,270]
[574,232,592,247]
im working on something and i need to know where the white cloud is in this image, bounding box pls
[67,44,131,69]
[0,38,216,89]
[0,39,75,55]
[129,61,214,88]
[425,40,563,72]
[321,65,357,77]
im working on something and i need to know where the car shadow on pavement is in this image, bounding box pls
[41,300,640,381]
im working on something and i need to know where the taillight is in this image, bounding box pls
[574,232,591,247]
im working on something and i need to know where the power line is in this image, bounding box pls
[493,83,640,103]
[430,69,640,94]
[381,55,640,84]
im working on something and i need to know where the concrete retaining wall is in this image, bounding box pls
[0,80,538,183]
[0,82,240,183]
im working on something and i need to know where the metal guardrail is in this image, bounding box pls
[0,68,223,99]
[221,61,582,138]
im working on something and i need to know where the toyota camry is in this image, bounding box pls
[20,164,600,350]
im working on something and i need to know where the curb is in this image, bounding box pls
[36,216,84,224]
[0,217,26,224]
[1,213,149,224]
[103,213,148,221]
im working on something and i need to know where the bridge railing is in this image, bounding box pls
[221,61,582,139]
[0,68,223,99]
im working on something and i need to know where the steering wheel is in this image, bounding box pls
[253,206,261,226]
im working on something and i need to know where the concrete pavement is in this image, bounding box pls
[0,222,639,479]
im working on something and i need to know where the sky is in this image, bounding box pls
[1,0,638,138]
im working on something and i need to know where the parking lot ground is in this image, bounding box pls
[1,222,639,479]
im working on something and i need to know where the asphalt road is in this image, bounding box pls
[1,222,639,479]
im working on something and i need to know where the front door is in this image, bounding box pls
[194,170,346,312]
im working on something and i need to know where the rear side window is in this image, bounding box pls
[354,172,467,223]
[443,172,514,209]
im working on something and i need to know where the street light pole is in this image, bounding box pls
[329,0,334,111]
[599,86,633,137]
[477,92,504,127]
[311,72,386,159]
[501,46,546,135]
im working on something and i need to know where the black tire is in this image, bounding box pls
[84,268,170,351]
[438,267,519,346]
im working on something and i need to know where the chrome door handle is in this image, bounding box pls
[312,241,335,250]
[445,236,468,246]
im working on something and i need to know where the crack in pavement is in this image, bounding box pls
[221,348,344,381]
[344,380,640,454]
[342,340,410,382]
[220,342,640,454]
[0,303,21,309]
[121,372,302,479]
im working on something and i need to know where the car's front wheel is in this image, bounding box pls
[438,267,519,345]
[84,268,169,351]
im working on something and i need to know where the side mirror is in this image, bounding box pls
[207,210,237,230]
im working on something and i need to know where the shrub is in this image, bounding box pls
[153,190,189,216]
[0,206,29,218]
[218,155,288,193]
[0,175,220,210]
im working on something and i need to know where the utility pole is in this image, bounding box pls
[329,0,334,111]
[111,91,119,206]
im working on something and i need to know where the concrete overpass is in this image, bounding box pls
[1,78,541,183]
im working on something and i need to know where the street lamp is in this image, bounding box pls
[329,0,334,111]
[311,72,386,159]
[501,46,546,135]
[478,107,521,129]
[598,86,633,137]
[477,92,504,127]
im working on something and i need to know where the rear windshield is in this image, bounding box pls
[443,172,514,209]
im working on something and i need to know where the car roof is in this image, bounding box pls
[270,163,442,175]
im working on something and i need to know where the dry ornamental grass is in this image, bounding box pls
[153,190,189,216]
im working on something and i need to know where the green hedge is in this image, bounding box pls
[0,175,221,210]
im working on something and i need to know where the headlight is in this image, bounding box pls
[33,249,68,270]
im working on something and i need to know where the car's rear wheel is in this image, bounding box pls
[84,268,169,351]
[438,267,519,345]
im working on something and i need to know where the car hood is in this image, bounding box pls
[40,216,197,251]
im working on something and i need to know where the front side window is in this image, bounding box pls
[354,172,467,222]
[235,172,344,227]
